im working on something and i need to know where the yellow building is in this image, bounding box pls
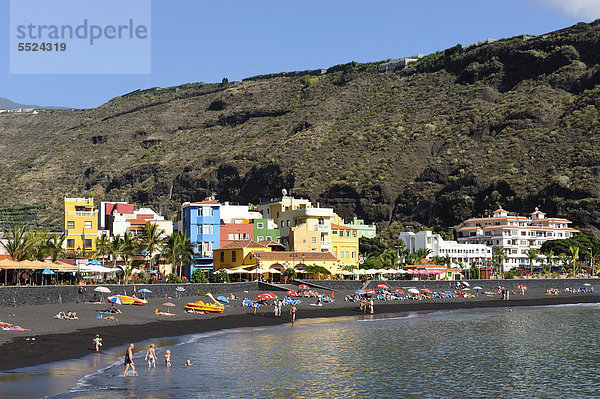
[213,240,271,270]
[331,223,359,267]
[257,196,312,226]
[64,197,98,254]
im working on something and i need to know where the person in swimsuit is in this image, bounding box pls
[123,343,135,376]
[145,344,157,368]
[277,300,282,317]
[290,304,297,326]
[164,350,171,366]
[92,334,102,352]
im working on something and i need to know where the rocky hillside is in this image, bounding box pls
[2,21,600,233]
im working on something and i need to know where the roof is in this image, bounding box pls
[262,240,285,247]
[218,240,268,250]
[331,223,357,230]
[463,216,529,223]
[250,251,338,262]
[493,208,507,213]
[189,200,220,205]
[127,218,148,225]
[457,225,578,232]
[107,203,135,215]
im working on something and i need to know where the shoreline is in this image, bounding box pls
[2,292,599,372]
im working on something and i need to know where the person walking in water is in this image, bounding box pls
[145,344,157,368]
[164,350,172,366]
[290,304,297,326]
[123,343,136,376]
[92,334,102,352]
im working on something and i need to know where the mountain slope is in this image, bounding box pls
[2,21,600,233]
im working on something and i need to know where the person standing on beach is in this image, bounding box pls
[145,344,157,368]
[92,334,102,352]
[290,304,297,326]
[369,297,374,314]
[274,300,279,317]
[123,343,136,376]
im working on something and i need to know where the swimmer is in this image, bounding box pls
[145,344,157,368]
[185,359,192,366]
[164,350,171,366]
[507,308,512,312]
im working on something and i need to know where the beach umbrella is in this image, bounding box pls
[463,287,471,291]
[139,288,152,293]
[398,269,407,274]
[408,288,420,294]
[108,296,123,305]
[583,283,592,287]
[94,286,111,293]
[377,284,389,290]
[473,286,482,290]
[287,290,299,296]
[162,302,176,313]
[176,286,185,292]
[393,289,404,294]
[42,268,55,275]
[263,293,277,299]
[421,288,432,293]
[256,294,271,300]
[355,289,366,295]
[88,259,101,266]
[268,268,282,274]
[298,284,310,290]
[462,281,470,287]
[364,289,375,294]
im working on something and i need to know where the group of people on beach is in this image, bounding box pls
[359,296,374,314]
[123,343,190,376]
[54,311,78,320]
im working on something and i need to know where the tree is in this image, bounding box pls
[359,236,386,257]
[542,249,554,275]
[379,248,399,269]
[1,226,37,261]
[492,246,508,279]
[525,248,539,274]
[108,234,125,269]
[282,267,296,284]
[120,231,137,266]
[568,246,579,277]
[303,264,331,277]
[45,233,66,262]
[161,232,194,279]
[95,235,110,266]
[138,223,164,271]
[117,259,135,284]
[191,268,208,283]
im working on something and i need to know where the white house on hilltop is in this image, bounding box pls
[455,207,578,271]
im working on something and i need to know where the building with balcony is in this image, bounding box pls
[175,200,221,272]
[331,224,359,267]
[399,230,491,269]
[64,197,98,254]
[345,217,377,238]
[455,207,578,270]
[252,218,280,242]
[219,202,262,223]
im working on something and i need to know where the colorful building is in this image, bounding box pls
[64,197,98,254]
[213,240,271,270]
[176,200,221,271]
[331,223,359,267]
[220,221,254,247]
[252,218,280,242]
[345,217,377,238]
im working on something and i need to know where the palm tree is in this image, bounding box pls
[117,258,135,284]
[1,226,36,261]
[542,249,554,275]
[45,233,66,262]
[568,246,579,278]
[120,231,138,268]
[108,234,124,269]
[138,223,165,271]
[161,232,194,279]
[95,235,110,266]
[525,248,539,274]
[492,246,508,279]
[379,248,399,269]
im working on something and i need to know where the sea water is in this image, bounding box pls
[3,304,600,398]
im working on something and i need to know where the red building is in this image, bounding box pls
[220,222,254,247]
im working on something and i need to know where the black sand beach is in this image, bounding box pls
[1,285,598,371]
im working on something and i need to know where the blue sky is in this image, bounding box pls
[0,0,598,108]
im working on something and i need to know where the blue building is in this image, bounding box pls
[178,200,221,274]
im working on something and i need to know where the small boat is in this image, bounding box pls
[108,295,147,306]
[185,293,224,313]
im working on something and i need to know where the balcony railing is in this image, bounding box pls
[67,211,97,217]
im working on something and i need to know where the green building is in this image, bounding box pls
[252,218,280,242]
[345,217,376,238]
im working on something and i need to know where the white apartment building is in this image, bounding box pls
[455,207,578,270]
[399,230,492,268]
[219,202,262,223]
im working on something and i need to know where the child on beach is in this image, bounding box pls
[145,344,157,368]
[290,304,297,326]
[185,359,192,366]
[164,350,171,366]
[92,334,102,352]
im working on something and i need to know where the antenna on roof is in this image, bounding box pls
[281,188,288,197]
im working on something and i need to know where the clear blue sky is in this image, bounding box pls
[0,0,596,108]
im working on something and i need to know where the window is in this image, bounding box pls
[303,239,306,243]
[202,225,212,235]
[333,251,337,257]
[202,206,210,216]
[257,236,264,241]
[312,237,317,243]
[228,233,234,240]
[281,221,284,227]
[286,220,290,227]
[345,251,349,258]
[84,239,92,249]
[332,230,338,235]
[257,222,264,229]
[243,233,249,239]
[265,236,272,241]
[67,221,75,229]
[340,251,344,258]
[84,221,92,229]
[232,251,237,262]
[351,252,356,258]
[67,239,75,248]
[197,244,202,252]
[220,252,225,262]
[353,231,357,237]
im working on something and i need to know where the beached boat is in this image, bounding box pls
[108,295,147,306]
[185,293,224,313]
